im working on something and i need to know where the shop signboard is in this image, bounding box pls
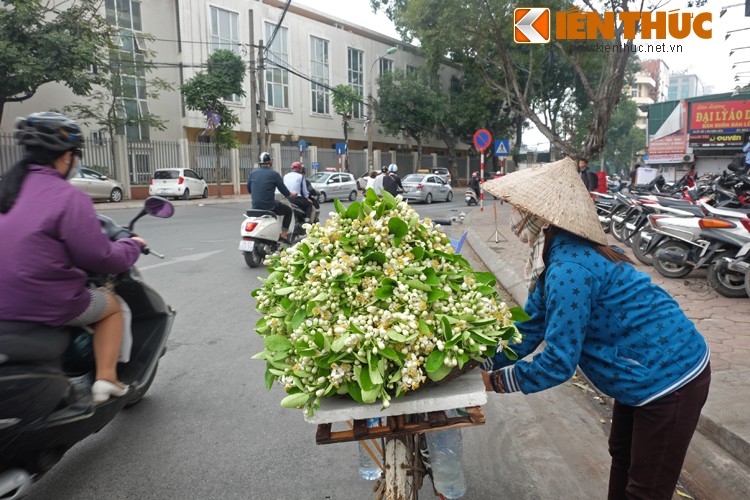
[688,132,746,148]
[689,100,750,134]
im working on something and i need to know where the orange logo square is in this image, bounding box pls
[514,8,551,44]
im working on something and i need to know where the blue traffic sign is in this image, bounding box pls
[335,142,347,155]
[473,129,492,151]
[299,139,307,151]
[494,139,510,157]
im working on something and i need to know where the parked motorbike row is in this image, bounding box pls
[593,164,750,298]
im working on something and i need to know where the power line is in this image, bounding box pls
[265,0,291,55]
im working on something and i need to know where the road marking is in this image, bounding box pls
[139,250,224,271]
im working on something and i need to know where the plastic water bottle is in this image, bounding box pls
[358,418,383,480]
[425,409,467,498]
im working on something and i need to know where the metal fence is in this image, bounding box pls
[420,155,433,169]
[187,142,230,183]
[348,150,367,178]
[0,133,23,177]
[436,156,450,168]
[238,144,255,182]
[280,145,311,172]
[127,140,182,185]
[83,137,115,177]
[396,153,415,176]
[317,148,340,170]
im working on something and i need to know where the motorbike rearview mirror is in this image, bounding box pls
[127,196,175,230]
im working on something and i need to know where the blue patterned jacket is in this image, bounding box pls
[487,230,709,406]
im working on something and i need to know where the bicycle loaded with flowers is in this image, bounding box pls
[252,189,526,417]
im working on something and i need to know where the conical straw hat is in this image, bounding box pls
[483,157,607,246]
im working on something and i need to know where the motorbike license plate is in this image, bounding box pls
[239,240,255,252]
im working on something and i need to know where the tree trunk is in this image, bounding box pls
[215,145,223,198]
[343,121,350,172]
[415,137,423,170]
[512,115,523,172]
[437,124,459,186]
[0,100,5,126]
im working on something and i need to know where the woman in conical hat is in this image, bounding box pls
[481,158,710,500]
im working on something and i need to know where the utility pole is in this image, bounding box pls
[248,10,258,166]
[258,39,267,157]
[367,93,374,171]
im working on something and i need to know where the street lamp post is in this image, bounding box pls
[367,47,398,171]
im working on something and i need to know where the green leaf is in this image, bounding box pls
[418,319,431,335]
[333,198,345,215]
[251,350,268,360]
[427,288,448,303]
[361,387,380,404]
[364,251,387,265]
[381,190,397,209]
[475,272,497,286]
[412,246,425,260]
[387,329,407,342]
[374,285,394,299]
[331,334,349,353]
[471,318,498,327]
[312,292,328,302]
[379,347,403,365]
[427,363,453,382]
[265,367,275,390]
[388,217,409,239]
[368,354,383,385]
[263,335,293,352]
[274,287,295,296]
[510,306,532,323]
[425,349,446,373]
[405,279,431,292]
[476,285,495,296]
[504,346,519,361]
[347,381,364,403]
[441,316,453,340]
[345,201,360,220]
[424,268,440,285]
[291,309,306,330]
[280,392,310,409]
[357,365,374,391]
[365,188,379,204]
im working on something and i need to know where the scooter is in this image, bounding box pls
[0,196,176,499]
[240,196,316,268]
[465,188,479,206]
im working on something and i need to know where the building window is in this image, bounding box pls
[210,6,240,55]
[105,0,150,141]
[266,22,289,109]
[379,57,393,76]
[630,89,638,98]
[347,47,364,118]
[310,36,330,115]
[210,7,242,103]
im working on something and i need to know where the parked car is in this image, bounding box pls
[69,167,124,202]
[149,168,209,200]
[308,172,358,203]
[401,173,453,204]
[431,167,452,185]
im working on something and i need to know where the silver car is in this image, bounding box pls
[309,172,358,202]
[401,173,453,204]
[69,167,125,202]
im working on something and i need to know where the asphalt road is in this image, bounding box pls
[24,197,614,499]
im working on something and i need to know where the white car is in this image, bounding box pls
[308,172,358,203]
[401,173,453,204]
[149,168,209,200]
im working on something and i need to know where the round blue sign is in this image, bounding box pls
[473,129,492,151]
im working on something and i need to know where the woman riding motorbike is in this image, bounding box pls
[0,112,147,403]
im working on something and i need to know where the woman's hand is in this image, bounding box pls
[481,370,494,391]
[131,236,147,248]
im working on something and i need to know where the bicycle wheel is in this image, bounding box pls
[383,434,423,500]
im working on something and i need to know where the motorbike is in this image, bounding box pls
[240,196,316,268]
[0,196,176,499]
[465,188,479,206]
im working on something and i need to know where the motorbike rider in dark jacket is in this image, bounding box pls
[468,172,481,198]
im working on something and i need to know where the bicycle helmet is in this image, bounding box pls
[15,112,84,152]
[259,151,272,164]
[388,163,398,173]
[290,161,303,171]
[471,172,478,178]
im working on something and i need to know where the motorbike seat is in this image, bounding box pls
[0,321,70,365]
[245,209,278,218]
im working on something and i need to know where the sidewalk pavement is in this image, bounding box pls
[463,198,750,498]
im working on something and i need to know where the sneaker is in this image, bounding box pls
[92,379,129,404]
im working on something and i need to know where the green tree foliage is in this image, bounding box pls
[0,0,114,122]
[182,50,245,197]
[371,0,646,160]
[600,98,646,175]
[376,68,444,165]
[331,84,361,170]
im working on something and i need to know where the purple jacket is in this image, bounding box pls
[0,165,142,326]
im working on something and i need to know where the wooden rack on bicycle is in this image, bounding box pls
[315,406,485,445]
